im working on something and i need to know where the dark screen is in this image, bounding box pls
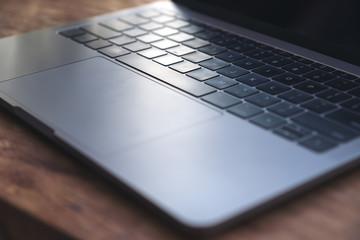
[177,0,360,65]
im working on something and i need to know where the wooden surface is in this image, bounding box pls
[1,0,360,239]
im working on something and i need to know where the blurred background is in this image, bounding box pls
[0,0,159,38]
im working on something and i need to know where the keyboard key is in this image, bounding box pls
[123,41,150,52]
[301,99,337,114]
[250,113,286,129]
[101,19,133,31]
[283,62,315,74]
[228,102,263,118]
[176,13,190,21]
[205,76,238,89]
[137,9,160,18]
[310,63,335,72]
[217,66,249,78]
[325,78,358,91]
[182,52,212,63]
[303,70,336,82]
[348,87,360,97]
[279,89,313,104]
[202,92,241,109]
[60,28,85,37]
[300,136,337,152]
[256,81,291,95]
[123,28,147,37]
[186,68,219,81]
[272,49,293,57]
[228,43,255,53]
[98,46,130,58]
[153,27,179,36]
[119,15,149,25]
[194,30,220,40]
[225,84,259,98]
[183,38,210,49]
[157,9,177,16]
[152,15,175,23]
[263,55,294,67]
[169,61,200,73]
[117,54,216,97]
[138,48,166,59]
[237,73,269,86]
[291,56,313,65]
[199,58,230,70]
[216,51,245,62]
[166,45,194,56]
[292,112,357,142]
[180,24,204,34]
[274,128,302,141]
[255,43,274,51]
[175,13,190,20]
[221,33,238,39]
[199,44,227,55]
[73,33,97,43]
[210,37,237,46]
[233,58,264,70]
[268,102,303,117]
[273,73,306,85]
[82,24,121,39]
[166,19,189,28]
[274,124,310,140]
[253,65,285,77]
[168,32,194,42]
[282,124,311,138]
[151,39,179,49]
[85,39,111,49]
[110,35,136,45]
[246,93,280,107]
[136,33,163,43]
[243,49,274,60]
[139,22,163,31]
[327,109,360,132]
[153,54,183,66]
[316,89,352,103]
[294,80,328,94]
[341,98,360,113]
[332,70,358,80]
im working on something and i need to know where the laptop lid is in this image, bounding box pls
[176,0,360,66]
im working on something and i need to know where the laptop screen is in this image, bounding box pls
[176,0,360,66]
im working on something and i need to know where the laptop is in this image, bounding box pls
[0,0,359,234]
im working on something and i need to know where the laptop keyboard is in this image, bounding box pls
[59,8,360,153]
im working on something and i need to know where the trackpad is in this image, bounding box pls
[0,57,220,157]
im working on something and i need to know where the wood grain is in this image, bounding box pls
[1,0,360,239]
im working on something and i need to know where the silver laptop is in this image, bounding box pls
[0,0,359,234]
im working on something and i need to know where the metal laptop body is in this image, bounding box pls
[0,1,359,233]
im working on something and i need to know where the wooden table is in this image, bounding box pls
[1,0,360,239]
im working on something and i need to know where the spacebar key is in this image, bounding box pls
[117,54,216,97]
